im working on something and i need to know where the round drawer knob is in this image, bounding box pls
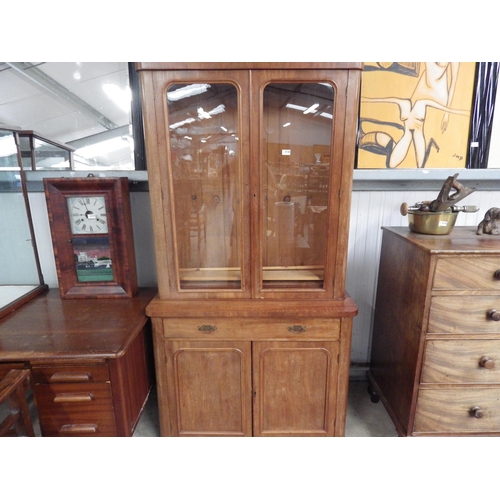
[487,309,500,321]
[479,356,495,369]
[470,406,484,419]
[494,270,500,280]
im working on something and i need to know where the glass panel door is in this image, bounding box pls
[0,128,46,317]
[262,82,334,289]
[166,82,242,290]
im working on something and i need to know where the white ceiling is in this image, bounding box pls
[0,62,134,169]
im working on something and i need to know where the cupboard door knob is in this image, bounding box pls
[494,270,500,280]
[470,406,484,419]
[487,309,500,321]
[479,356,495,369]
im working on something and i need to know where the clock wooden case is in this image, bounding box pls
[43,177,138,299]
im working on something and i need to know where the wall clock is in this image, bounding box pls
[43,177,138,299]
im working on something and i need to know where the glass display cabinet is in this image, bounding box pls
[138,63,361,436]
[18,130,74,170]
[0,127,47,319]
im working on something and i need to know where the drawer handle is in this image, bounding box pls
[494,270,500,280]
[479,356,495,369]
[287,325,307,334]
[198,325,217,333]
[487,309,500,321]
[53,392,94,403]
[59,424,98,434]
[49,372,91,383]
[469,406,484,419]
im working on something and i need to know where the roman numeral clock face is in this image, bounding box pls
[67,196,108,234]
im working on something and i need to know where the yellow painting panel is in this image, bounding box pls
[358,62,476,169]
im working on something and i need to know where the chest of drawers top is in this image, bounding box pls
[383,226,500,254]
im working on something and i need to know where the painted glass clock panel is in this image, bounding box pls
[72,236,114,283]
[67,196,108,234]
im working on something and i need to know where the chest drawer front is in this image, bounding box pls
[162,318,340,340]
[433,257,500,290]
[414,388,500,434]
[428,296,500,334]
[31,364,110,384]
[34,382,116,436]
[421,340,500,384]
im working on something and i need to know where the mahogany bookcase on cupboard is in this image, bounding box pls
[137,62,361,436]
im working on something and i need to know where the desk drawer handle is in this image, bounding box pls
[469,406,484,419]
[59,424,98,434]
[487,309,500,321]
[50,372,91,383]
[494,270,500,280]
[198,325,217,333]
[479,356,495,369]
[53,393,94,403]
[288,325,307,334]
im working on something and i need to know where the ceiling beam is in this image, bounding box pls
[5,62,118,130]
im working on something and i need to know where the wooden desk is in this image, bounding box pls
[0,288,157,437]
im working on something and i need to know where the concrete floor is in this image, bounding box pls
[132,380,398,437]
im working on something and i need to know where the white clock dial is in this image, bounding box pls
[67,196,108,234]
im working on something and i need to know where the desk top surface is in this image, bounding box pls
[0,288,157,362]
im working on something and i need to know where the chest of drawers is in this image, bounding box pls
[368,226,500,436]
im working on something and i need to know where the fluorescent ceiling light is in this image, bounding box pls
[197,107,212,120]
[75,136,131,159]
[303,103,319,114]
[170,117,196,130]
[197,104,226,120]
[0,136,17,159]
[167,84,211,102]
[283,122,291,127]
[286,103,307,112]
[103,82,131,112]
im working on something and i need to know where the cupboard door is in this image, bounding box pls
[253,341,339,436]
[165,340,252,436]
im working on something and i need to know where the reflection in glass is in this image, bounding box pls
[262,82,335,289]
[166,83,242,290]
[0,128,46,316]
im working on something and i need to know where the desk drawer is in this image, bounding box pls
[31,364,110,384]
[162,318,340,340]
[428,296,500,334]
[34,382,116,436]
[414,388,500,434]
[422,340,500,384]
[434,257,500,290]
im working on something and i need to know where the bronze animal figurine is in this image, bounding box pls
[477,208,500,235]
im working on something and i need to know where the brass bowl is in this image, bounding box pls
[407,210,458,235]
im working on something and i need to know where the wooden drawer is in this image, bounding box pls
[414,388,500,434]
[428,296,500,334]
[161,318,340,340]
[433,256,500,290]
[31,364,110,384]
[34,382,116,436]
[422,340,500,384]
